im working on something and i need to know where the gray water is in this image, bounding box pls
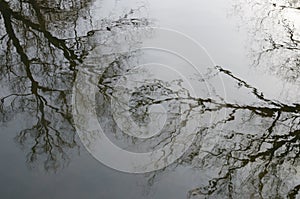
[0,0,299,198]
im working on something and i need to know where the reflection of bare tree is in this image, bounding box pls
[88,41,300,197]
[184,67,300,198]
[0,0,299,197]
[0,0,149,171]
[89,3,299,195]
[90,46,300,197]
[233,0,300,82]
[0,0,83,171]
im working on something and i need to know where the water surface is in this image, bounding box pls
[0,0,299,198]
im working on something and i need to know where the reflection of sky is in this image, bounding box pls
[0,0,299,198]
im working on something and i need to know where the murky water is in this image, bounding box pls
[0,0,299,198]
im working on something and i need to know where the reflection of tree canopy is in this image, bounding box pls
[89,43,300,198]
[232,0,300,83]
[184,67,300,198]
[0,0,300,198]
[0,0,149,170]
[184,1,300,194]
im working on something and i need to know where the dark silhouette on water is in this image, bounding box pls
[0,0,149,170]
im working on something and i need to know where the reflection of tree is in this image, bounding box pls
[0,0,299,197]
[233,0,300,82]
[0,0,82,171]
[89,3,300,194]
[184,66,300,198]
[0,0,149,171]
[90,42,300,197]
[91,47,300,197]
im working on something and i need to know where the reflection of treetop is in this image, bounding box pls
[233,0,300,82]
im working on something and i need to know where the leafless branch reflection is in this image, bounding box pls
[233,0,300,83]
[0,0,299,198]
[0,0,150,171]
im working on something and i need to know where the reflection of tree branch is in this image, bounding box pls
[96,54,299,198]
[0,0,81,69]
[0,0,151,171]
[288,184,300,199]
[155,66,300,198]
[0,0,86,171]
[233,0,300,82]
[186,66,299,198]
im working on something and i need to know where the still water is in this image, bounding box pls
[0,0,299,198]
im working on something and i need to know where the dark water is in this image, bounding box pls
[0,0,299,198]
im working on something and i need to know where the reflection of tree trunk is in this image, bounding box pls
[0,0,81,69]
[0,0,85,171]
[1,1,39,93]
